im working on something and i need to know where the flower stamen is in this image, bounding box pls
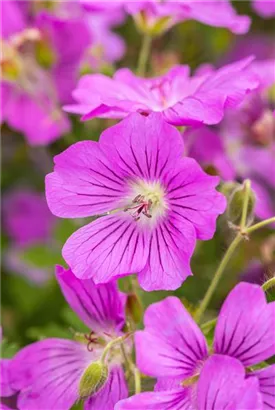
[124,195,153,221]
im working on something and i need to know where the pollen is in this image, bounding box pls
[125,180,167,223]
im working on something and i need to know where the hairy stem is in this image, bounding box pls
[240,179,251,230]
[194,233,243,324]
[246,217,275,234]
[262,276,275,292]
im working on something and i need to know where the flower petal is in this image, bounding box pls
[85,366,128,410]
[165,57,258,126]
[0,359,16,397]
[197,355,262,409]
[10,338,92,410]
[166,157,226,240]
[250,365,275,410]
[45,140,129,218]
[115,389,191,410]
[63,214,149,282]
[137,213,196,291]
[135,296,208,379]
[56,265,126,334]
[214,282,275,366]
[99,112,184,181]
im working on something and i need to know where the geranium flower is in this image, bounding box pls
[81,0,250,34]
[65,57,258,127]
[9,266,129,410]
[116,282,275,409]
[46,113,226,291]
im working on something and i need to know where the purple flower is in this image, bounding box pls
[2,188,55,248]
[252,0,275,18]
[83,0,250,34]
[116,282,275,409]
[9,265,128,410]
[81,7,125,70]
[65,57,258,127]
[46,113,226,291]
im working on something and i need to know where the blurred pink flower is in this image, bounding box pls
[3,188,55,247]
[252,0,275,17]
[82,0,250,34]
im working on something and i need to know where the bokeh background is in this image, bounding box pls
[1,0,275,396]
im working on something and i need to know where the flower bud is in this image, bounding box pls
[126,293,143,324]
[78,361,108,399]
[227,182,255,227]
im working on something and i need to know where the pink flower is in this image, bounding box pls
[252,0,275,18]
[46,113,226,291]
[2,188,55,248]
[9,266,128,410]
[81,0,250,34]
[116,282,275,409]
[65,57,258,127]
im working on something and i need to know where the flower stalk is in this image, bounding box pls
[137,33,152,76]
[262,276,275,292]
[100,333,132,364]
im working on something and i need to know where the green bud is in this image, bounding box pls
[126,293,143,324]
[219,181,239,199]
[227,182,255,226]
[78,361,108,399]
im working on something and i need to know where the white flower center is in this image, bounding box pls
[125,180,167,223]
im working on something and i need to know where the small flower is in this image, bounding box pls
[9,265,129,410]
[46,113,226,291]
[116,282,275,409]
[65,57,258,127]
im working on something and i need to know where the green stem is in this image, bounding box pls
[240,179,251,231]
[201,317,217,333]
[194,233,243,324]
[137,33,152,76]
[100,334,131,364]
[246,217,275,234]
[262,276,275,292]
[120,343,141,394]
[134,367,141,394]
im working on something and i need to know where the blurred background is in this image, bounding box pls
[1,0,274,381]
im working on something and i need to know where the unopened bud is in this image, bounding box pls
[227,182,255,227]
[78,361,108,399]
[126,293,143,324]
